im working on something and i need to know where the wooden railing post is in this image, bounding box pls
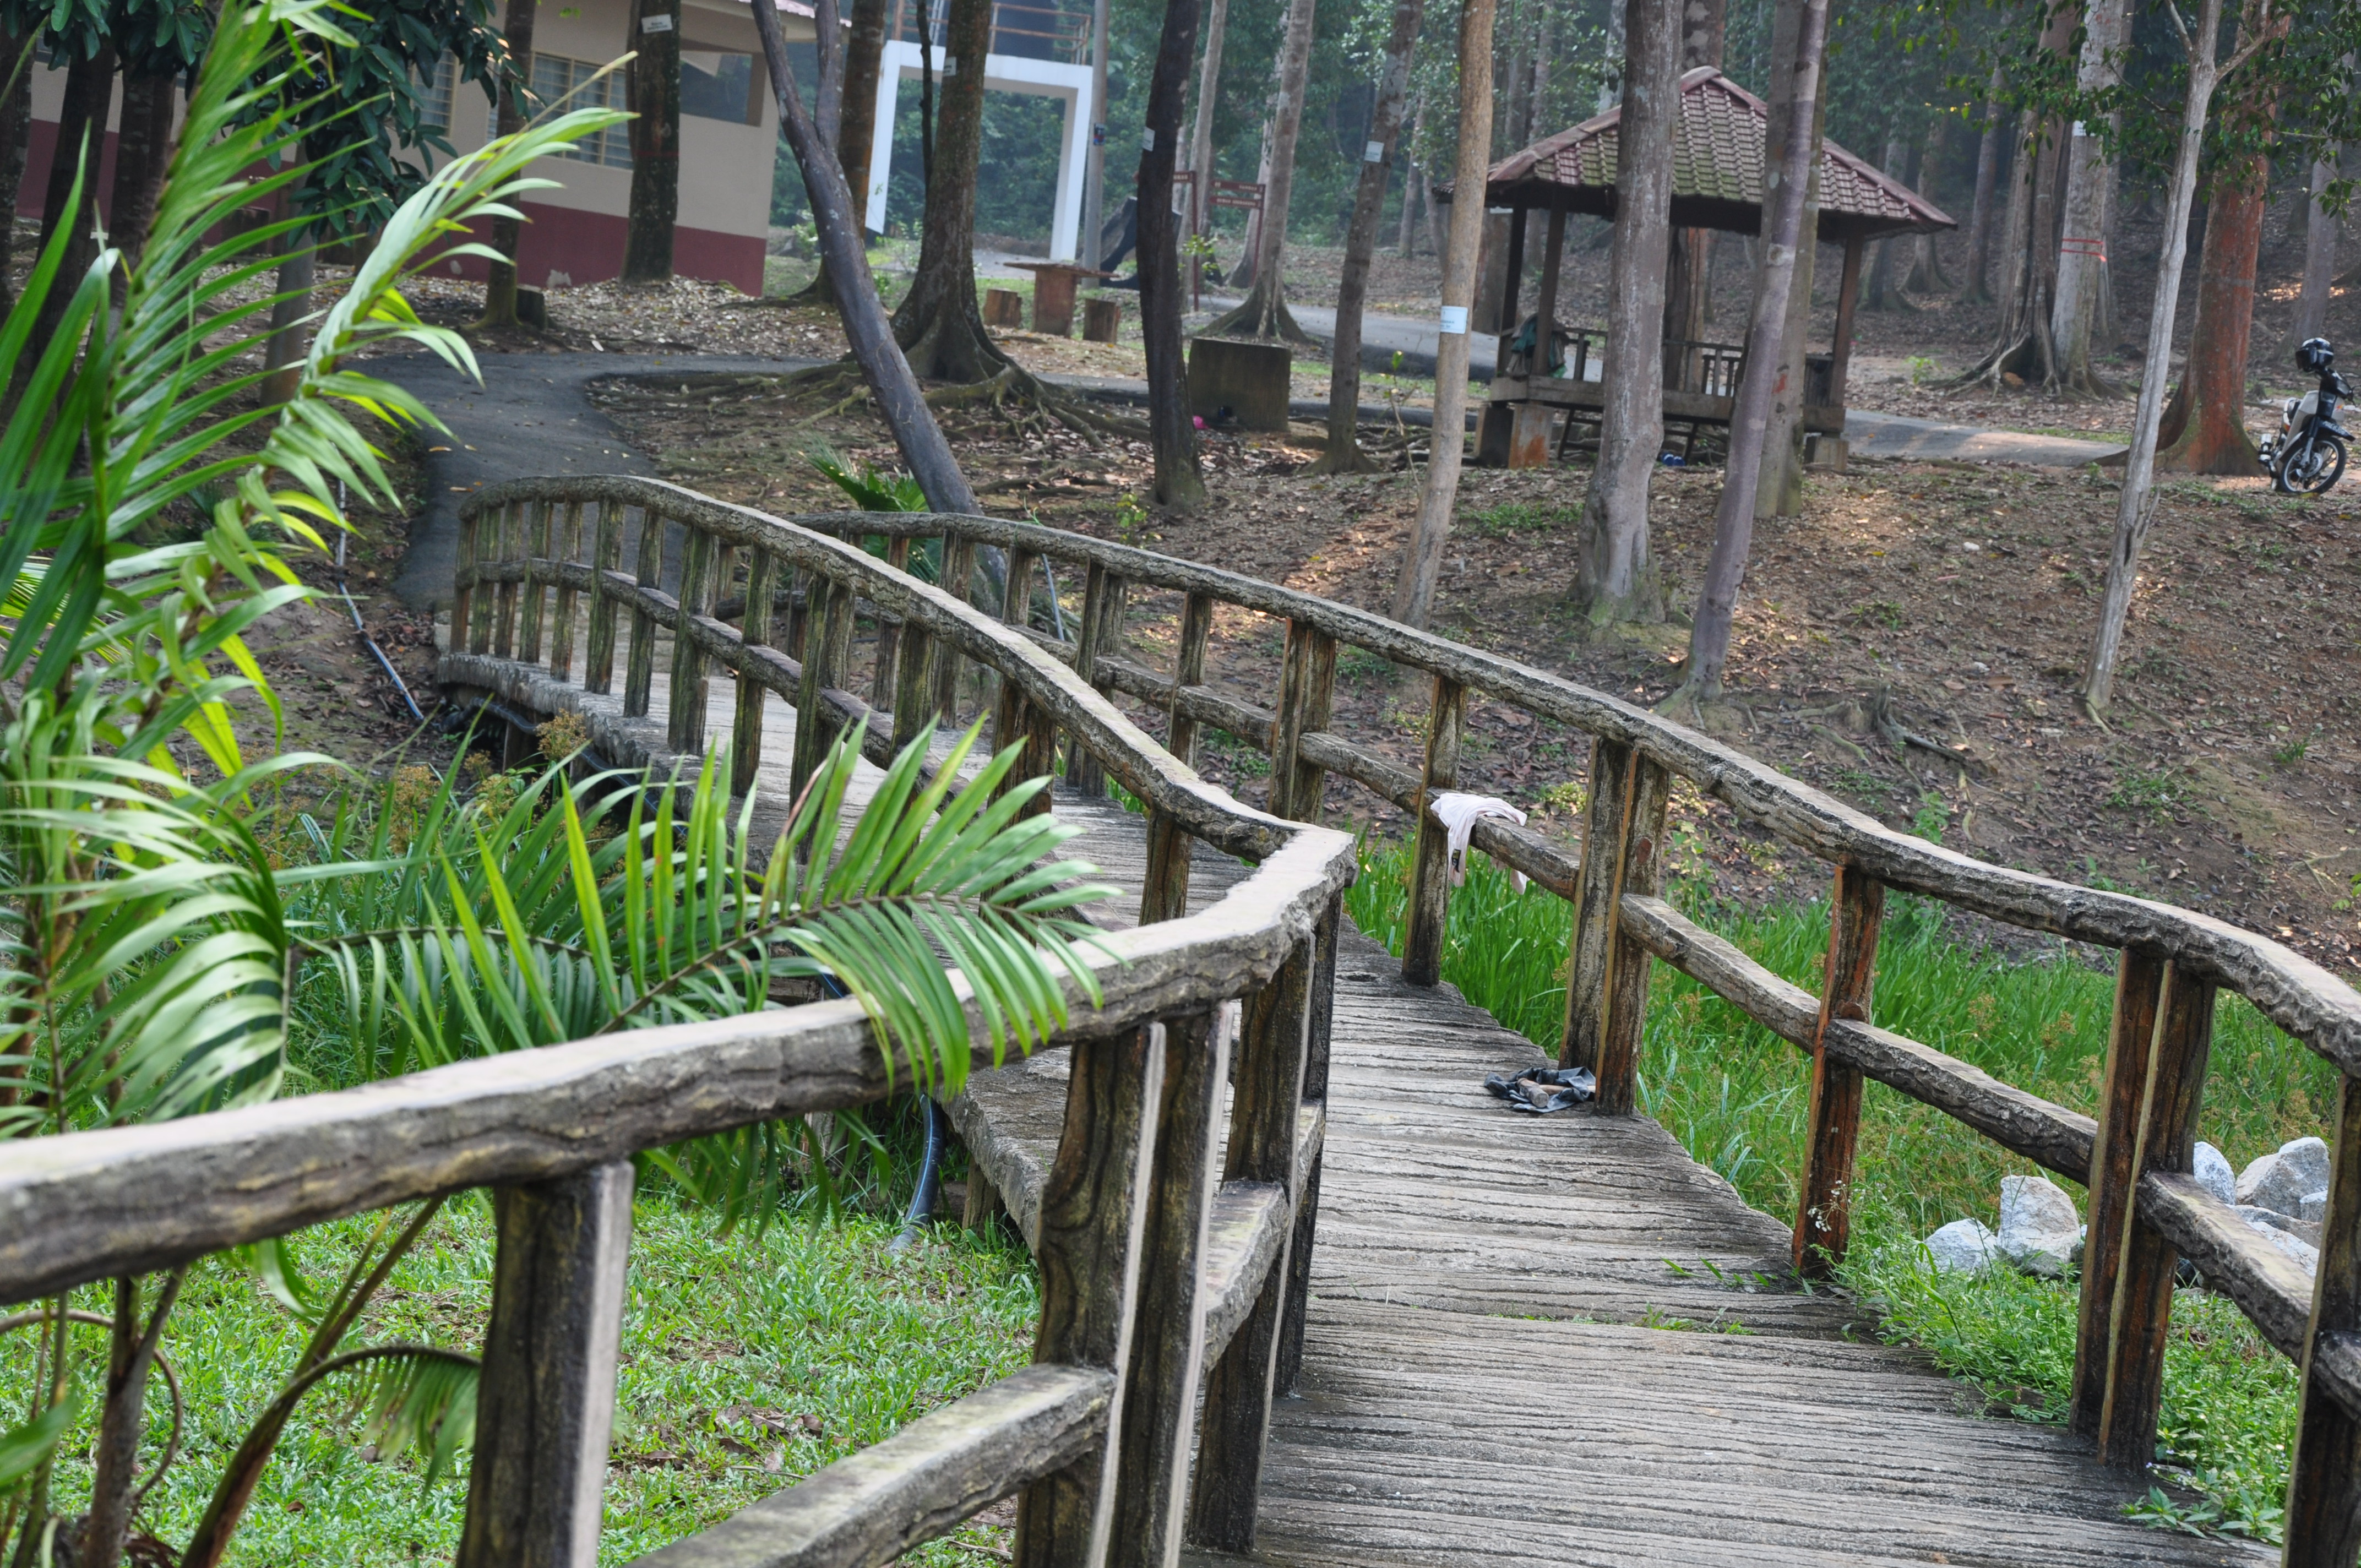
[666,526,714,756]
[623,510,665,720]
[1067,563,1127,798]
[1401,676,1466,987]
[2284,1070,2361,1566]
[1140,591,1212,927]
[1014,1024,1168,1568]
[455,1159,633,1568]
[891,585,940,754]
[1189,905,1323,1552]
[732,548,775,787]
[548,501,583,682]
[1276,895,1339,1397]
[2079,959,2214,1468]
[869,537,916,717]
[1793,865,1885,1277]
[2071,946,2168,1440]
[933,532,978,723]
[791,575,853,807]
[584,500,623,695]
[1267,620,1336,823]
[1107,1008,1232,1568]
[453,509,479,656]
[1560,738,1671,1113]
[518,500,551,667]
[492,502,520,660]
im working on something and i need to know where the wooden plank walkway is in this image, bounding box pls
[491,636,2271,1568]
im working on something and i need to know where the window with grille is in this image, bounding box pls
[418,56,456,132]
[486,54,633,167]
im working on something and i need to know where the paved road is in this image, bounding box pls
[1845,409,2125,467]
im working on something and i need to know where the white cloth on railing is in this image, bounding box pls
[1427,792,1529,894]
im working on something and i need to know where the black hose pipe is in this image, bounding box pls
[888,1097,951,1254]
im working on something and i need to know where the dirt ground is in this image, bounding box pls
[590,371,2361,981]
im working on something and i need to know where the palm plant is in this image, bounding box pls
[0,2,1108,1561]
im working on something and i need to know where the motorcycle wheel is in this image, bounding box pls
[2278,433,2348,496]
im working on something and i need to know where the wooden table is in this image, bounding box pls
[1010,262,1114,337]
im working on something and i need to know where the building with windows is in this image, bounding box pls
[16,0,812,295]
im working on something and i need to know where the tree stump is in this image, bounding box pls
[983,288,1025,330]
[1084,296,1123,344]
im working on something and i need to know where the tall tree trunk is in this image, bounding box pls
[1423,163,1444,257]
[1309,0,1424,476]
[2289,151,2339,347]
[1750,0,1823,521]
[1499,13,1531,154]
[26,46,117,381]
[1140,0,1207,508]
[2082,0,2235,712]
[752,0,982,515]
[259,243,317,406]
[1185,0,1230,240]
[1205,0,1316,341]
[1664,0,1723,379]
[1572,0,1679,629]
[1905,117,1952,292]
[1391,0,1495,630]
[1864,123,1914,309]
[1965,4,2072,388]
[107,69,173,280]
[1961,66,2004,304]
[479,0,538,328]
[890,0,1009,382]
[790,0,891,304]
[1081,0,1111,270]
[2052,0,2127,395]
[2093,112,2121,341]
[0,28,31,314]
[1674,0,1827,709]
[1526,14,1552,144]
[623,0,684,284]
[1397,92,1426,254]
[2152,138,2271,471]
[1598,0,1625,110]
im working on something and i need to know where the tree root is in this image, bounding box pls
[922,362,1150,439]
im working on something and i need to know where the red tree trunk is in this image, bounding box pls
[2153,127,2271,472]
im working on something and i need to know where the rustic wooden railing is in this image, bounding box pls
[0,481,1356,1568]
[433,478,2361,1566]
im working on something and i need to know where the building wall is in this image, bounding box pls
[15,0,784,295]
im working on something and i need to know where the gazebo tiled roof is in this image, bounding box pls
[1442,67,1954,243]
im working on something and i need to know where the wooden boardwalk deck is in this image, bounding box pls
[487,640,2270,1568]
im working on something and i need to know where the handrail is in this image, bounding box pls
[433,478,2361,1558]
[0,476,1357,1568]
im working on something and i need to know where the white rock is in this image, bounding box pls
[2241,1208,2321,1275]
[2280,1136,2332,1191]
[1924,1218,2002,1274]
[2192,1142,2235,1207]
[2237,1204,2321,1245]
[2243,1138,2334,1217]
[2303,1190,2330,1224]
[1996,1174,2085,1277]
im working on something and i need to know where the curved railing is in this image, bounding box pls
[0,478,1357,1568]
[440,477,2361,1558]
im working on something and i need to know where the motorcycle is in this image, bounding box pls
[2259,336,2351,495]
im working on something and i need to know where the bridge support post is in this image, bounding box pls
[585,501,623,695]
[666,526,714,756]
[1269,619,1336,823]
[1402,676,1466,987]
[1015,1023,1168,1568]
[1108,1008,1232,1568]
[492,502,520,661]
[934,533,980,726]
[2075,956,2213,1468]
[549,501,583,683]
[1560,741,1671,1115]
[2285,1072,2361,1565]
[519,499,551,667]
[793,578,855,807]
[623,509,666,720]
[1141,591,1213,927]
[1190,895,1331,1552]
[1277,898,1338,1397]
[732,548,775,787]
[456,1160,634,1568]
[1068,565,1128,799]
[1793,867,1884,1278]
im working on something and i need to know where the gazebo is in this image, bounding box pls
[1440,68,1955,467]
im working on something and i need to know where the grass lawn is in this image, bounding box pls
[1347,835,2332,1544]
[4,1195,1036,1566]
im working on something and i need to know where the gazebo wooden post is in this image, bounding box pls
[1505,202,1567,468]
[1495,203,1529,373]
[1829,235,1865,407]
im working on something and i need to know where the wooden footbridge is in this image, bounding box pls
[8,477,2360,1566]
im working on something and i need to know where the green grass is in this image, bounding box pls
[1345,835,2336,1540]
[4,1198,1037,1566]
[1462,499,1581,537]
